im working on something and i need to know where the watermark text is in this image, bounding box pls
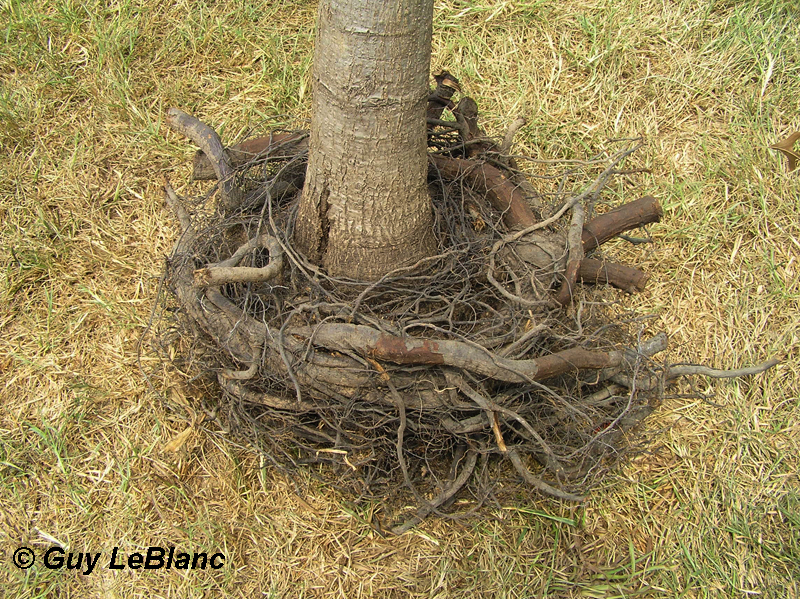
[12,546,225,575]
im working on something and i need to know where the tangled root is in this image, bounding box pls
[150,101,777,533]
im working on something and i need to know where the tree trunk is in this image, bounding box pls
[294,0,436,280]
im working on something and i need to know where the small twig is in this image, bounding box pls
[427,137,501,156]
[610,168,652,176]
[490,411,508,453]
[499,116,526,154]
[618,234,652,245]
[666,358,780,380]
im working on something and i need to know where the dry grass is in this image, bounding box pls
[1,0,798,596]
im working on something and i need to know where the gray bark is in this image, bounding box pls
[295,0,436,280]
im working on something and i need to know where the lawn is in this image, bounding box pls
[1,0,798,596]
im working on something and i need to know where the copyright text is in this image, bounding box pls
[12,546,225,575]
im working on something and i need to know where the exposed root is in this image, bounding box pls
[193,234,283,287]
[391,449,478,535]
[152,89,779,533]
[166,108,242,211]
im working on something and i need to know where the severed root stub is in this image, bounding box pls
[157,79,779,533]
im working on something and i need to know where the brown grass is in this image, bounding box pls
[1,0,798,597]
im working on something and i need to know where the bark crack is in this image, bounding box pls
[318,183,331,262]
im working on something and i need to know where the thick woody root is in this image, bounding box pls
[160,105,779,532]
[196,131,661,297]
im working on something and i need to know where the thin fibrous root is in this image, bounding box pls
[507,448,585,502]
[391,449,478,535]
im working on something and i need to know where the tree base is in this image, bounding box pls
[155,100,777,533]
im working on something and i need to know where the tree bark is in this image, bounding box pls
[294,0,436,280]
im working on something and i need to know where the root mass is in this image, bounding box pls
[156,84,777,533]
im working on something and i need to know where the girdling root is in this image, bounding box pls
[158,82,777,533]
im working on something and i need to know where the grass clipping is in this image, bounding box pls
[150,97,777,535]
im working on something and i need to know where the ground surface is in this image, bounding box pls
[1,0,798,597]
